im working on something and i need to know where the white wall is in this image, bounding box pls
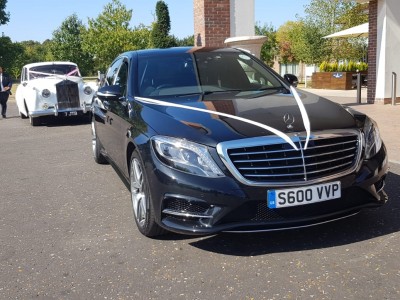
[230,0,255,37]
[376,0,400,100]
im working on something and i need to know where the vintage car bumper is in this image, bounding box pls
[29,103,92,117]
[143,143,389,235]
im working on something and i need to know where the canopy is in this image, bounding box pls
[323,23,369,38]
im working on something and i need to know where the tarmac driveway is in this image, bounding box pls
[0,99,399,299]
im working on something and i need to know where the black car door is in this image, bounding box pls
[103,58,130,171]
[95,58,123,162]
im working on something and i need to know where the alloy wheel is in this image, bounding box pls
[130,158,147,227]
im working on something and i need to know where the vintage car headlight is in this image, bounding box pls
[41,89,51,98]
[152,136,224,178]
[364,117,382,159]
[84,86,93,95]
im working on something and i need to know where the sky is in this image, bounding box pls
[2,0,310,43]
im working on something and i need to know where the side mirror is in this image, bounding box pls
[96,85,122,101]
[284,74,299,87]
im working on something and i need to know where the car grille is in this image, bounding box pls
[218,130,361,186]
[56,80,80,109]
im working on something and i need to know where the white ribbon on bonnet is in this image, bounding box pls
[135,85,311,151]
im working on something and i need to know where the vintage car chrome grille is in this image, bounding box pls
[56,80,80,109]
[217,130,362,186]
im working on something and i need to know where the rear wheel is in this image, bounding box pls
[130,151,165,237]
[91,121,108,164]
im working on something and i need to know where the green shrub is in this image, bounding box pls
[318,60,368,72]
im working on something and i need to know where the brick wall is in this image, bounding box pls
[367,0,378,103]
[193,0,230,47]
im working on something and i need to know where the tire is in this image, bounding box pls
[91,121,108,164]
[29,116,41,126]
[130,151,165,237]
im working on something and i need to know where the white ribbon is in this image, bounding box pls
[290,86,311,149]
[29,68,79,78]
[135,91,314,151]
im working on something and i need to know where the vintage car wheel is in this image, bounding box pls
[29,116,41,126]
[91,121,108,164]
[130,152,165,237]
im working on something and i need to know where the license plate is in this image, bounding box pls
[68,111,78,116]
[267,181,341,209]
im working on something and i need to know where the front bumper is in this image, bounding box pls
[29,102,92,118]
[144,144,389,236]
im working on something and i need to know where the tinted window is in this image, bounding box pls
[137,50,284,98]
[115,61,128,96]
[195,51,282,90]
[106,58,123,86]
[138,55,198,97]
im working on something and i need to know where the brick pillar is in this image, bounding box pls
[367,0,378,104]
[193,0,230,47]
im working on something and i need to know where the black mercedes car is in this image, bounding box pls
[91,47,389,237]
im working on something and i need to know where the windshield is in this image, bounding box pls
[28,64,81,80]
[137,50,285,98]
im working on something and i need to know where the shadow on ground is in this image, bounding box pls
[183,168,400,256]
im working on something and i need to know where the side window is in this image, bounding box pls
[105,58,123,86]
[115,61,128,96]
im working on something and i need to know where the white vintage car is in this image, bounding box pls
[16,62,97,126]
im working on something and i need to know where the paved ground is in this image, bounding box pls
[0,90,399,299]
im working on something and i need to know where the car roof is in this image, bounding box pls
[23,61,78,69]
[119,46,242,59]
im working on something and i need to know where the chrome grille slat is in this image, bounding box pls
[303,147,356,159]
[229,148,298,156]
[305,161,353,175]
[234,156,301,163]
[217,130,362,186]
[239,163,305,170]
[244,172,306,178]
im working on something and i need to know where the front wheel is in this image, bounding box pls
[130,152,165,237]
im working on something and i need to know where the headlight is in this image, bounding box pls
[41,89,51,98]
[152,136,224,178]
[84,86,93,95]
[364,117,382,159]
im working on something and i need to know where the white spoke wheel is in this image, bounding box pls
[130,152,165,237]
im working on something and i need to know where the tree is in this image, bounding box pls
[174,35,194,47]
[255,22,278,67]
[51,14,94,75]
[81,0,138,71]
[0,0,10,25]
[149,1,176,48]
[276,21,299,63]
[300,0,368,62]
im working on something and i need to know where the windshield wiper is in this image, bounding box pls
[176,89,242,98]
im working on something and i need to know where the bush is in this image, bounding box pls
[318,60,368,72]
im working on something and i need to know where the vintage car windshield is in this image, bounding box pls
[137,51,285,98]
[28,64,81,80]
